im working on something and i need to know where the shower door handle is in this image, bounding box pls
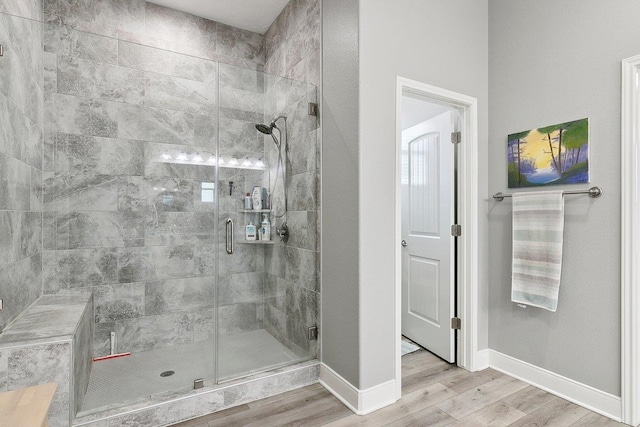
[226,218,234,255]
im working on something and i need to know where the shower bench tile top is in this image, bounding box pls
[0,293,91,344]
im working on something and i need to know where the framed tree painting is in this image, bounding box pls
[507,118,589,188]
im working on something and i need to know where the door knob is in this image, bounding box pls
[401,240,407,247]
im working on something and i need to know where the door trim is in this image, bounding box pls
[394,77,480,398]
[621,53,640,427]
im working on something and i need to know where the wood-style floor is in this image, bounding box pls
[170,348,625,427]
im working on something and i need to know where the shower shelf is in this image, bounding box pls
[238,240,275,245]
[239,209,271,213]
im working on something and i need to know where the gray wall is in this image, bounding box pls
[321,0,361,387]
[0,1,44,330]
[322,0,489,390]
[358,0,489,389]
[488,0,640,395]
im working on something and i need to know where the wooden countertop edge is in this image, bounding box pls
[0,382,58,426]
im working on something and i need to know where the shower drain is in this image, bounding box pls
[160,370,175,377]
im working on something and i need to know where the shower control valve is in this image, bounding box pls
[276,222,289,242]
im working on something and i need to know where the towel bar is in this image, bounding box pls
[493,186,602,201]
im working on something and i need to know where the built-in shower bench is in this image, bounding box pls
[0,292,93,427]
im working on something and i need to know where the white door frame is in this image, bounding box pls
[394,76,480,398]
[621,54,640,427]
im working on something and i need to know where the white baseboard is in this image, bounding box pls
[488,350,621,421]
[474,349,490,371]
[319,363,359,413]
[319,363,397,415]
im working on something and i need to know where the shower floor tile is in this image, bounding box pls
[80,339,215,414]
[80,330,299,414]
[218,329,299,381]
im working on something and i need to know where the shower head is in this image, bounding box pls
[255,123,273,135]
[256,115,287,135]
[256,122,281,148]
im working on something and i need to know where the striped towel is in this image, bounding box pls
[511,190,565,312]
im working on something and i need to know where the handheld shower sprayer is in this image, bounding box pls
[255,116,288,224]
[255,116,287,148]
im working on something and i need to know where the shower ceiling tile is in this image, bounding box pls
[146,0,289,34]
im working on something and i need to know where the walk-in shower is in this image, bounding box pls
[73,65,318,417]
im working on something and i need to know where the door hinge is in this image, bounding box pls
[308,102,318,117]
[308,325,318,340]
[451,131,461,144]
[451,224,461,237]
[451,317,461,330]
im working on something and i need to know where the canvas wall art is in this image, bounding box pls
[507,118,589,188]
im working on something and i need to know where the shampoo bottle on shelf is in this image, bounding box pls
[245,222,257,241]
[244,193,252,210]
[251,186,262,210]
[260,214,271,241]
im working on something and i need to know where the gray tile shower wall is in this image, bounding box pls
[262,0,321,357]
[0,0,43,21]
[265,0,321,87]
[42,0,269,356]
[0,3,45,330]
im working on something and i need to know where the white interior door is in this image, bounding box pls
[401,110,455,363]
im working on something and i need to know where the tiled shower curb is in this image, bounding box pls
[73,360,320,427]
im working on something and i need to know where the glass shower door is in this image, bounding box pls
[216,68,319,382]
